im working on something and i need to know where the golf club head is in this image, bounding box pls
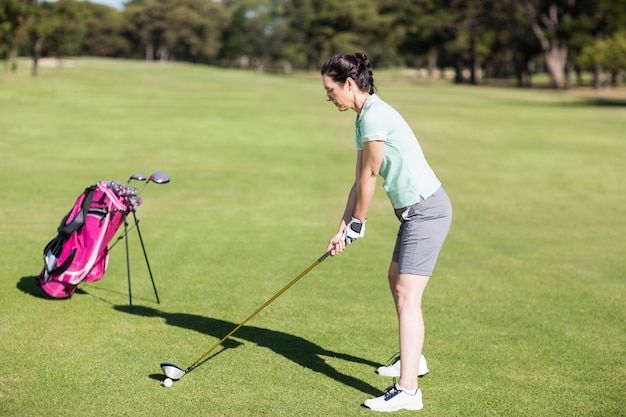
[128,173,147,183]
[149,171,170,184]
[160,362,186,380]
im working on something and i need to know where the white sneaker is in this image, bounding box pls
[364,382,423,412]
[376,354,429,377]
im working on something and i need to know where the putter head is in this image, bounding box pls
[128,173,147,182]
[160,362,186,380]
[149,171,170,184]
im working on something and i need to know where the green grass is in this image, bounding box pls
[1,58,624,417]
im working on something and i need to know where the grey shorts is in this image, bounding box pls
[392,187,452,276]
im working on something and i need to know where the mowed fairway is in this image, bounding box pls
[0,59,624,417]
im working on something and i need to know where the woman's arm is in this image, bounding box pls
[340,150,363,226]
[354,140,384,221]
[327,150,361,254]
[327,141,383,254]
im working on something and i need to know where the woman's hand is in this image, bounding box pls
[327,232,346,256]
[342,217,366,244]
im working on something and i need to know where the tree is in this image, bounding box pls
[389,0,500,84]
[79,2,131,57]
[220,0,293,70]
[287,0,387,70]
[24,0,85,76]
[121,1,154,59]
[388,0,452,74]
[474,0,544,87]
[0,0,30,71]
[161,0,228,62]
[219,4,248,65]
[43,0,86,57]
[525,0,577,89]
[574,0,626,88]
[446,0,498,85]
[578,30,626,87]
[5,0,623,84]
[123,0,227,63]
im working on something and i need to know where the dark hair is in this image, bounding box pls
[321,52,376,95]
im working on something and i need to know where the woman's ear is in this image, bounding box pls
[345,77,355,92]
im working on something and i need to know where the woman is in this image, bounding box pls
[321,52,452,412]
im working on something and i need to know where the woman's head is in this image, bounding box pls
[321,52,375,95]
[321,52,376,112]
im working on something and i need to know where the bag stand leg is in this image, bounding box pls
[130,210,160,304]
[123,215,133,309]
[123,210,161,310]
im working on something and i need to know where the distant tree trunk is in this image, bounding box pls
[469,27,477,85]
[564,61,572,89]
[32,36,44,77]
[10,47,17,72]
[427,50,436,77]
[146,43,154,61]
[593,64,602,90]
[544,43,567,88]
[307,50,319,71]
[587,31,599,89]
[528,2,571,89]
[514,52,531,87]
[575,67,583,86]
[610,70,618,87]
[521,71,531,87]
[454,56,464,84]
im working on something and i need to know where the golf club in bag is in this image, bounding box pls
[37,171,170,308]
[160,249,333,382]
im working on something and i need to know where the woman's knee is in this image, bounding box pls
[394,274,429,307]
[387,262,398,286]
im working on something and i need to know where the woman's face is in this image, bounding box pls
[322,75,352,112]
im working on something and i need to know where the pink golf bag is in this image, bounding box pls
[38,180,142,299]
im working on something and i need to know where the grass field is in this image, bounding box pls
[0,58,624,417]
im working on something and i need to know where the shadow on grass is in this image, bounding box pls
[581,97,626,107]
[16,276,153,306]
[557,96,626,107]
[115,305,383,396]
[16,275,88,300]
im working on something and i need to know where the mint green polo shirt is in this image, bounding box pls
[355,94,441,209]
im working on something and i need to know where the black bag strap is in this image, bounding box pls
[43,234,77,275]
[57,185,96,238]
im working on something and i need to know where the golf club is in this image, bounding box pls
[107,173,166,309]
[160,249,334,382]
[138,171,170,193]
[128,173,147,183]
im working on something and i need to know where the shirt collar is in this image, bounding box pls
[358,93,378,119]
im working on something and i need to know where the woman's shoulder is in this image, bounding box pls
[362,95,402,122]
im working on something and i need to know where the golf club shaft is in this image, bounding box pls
[186,250,333,372]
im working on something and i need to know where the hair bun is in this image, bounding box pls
[354,52,368,63]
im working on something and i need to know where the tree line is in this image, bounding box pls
[2,0,625,89]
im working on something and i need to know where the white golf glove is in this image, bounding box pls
[342,217,366,244]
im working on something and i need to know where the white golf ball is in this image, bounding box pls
[163,378,173,388]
